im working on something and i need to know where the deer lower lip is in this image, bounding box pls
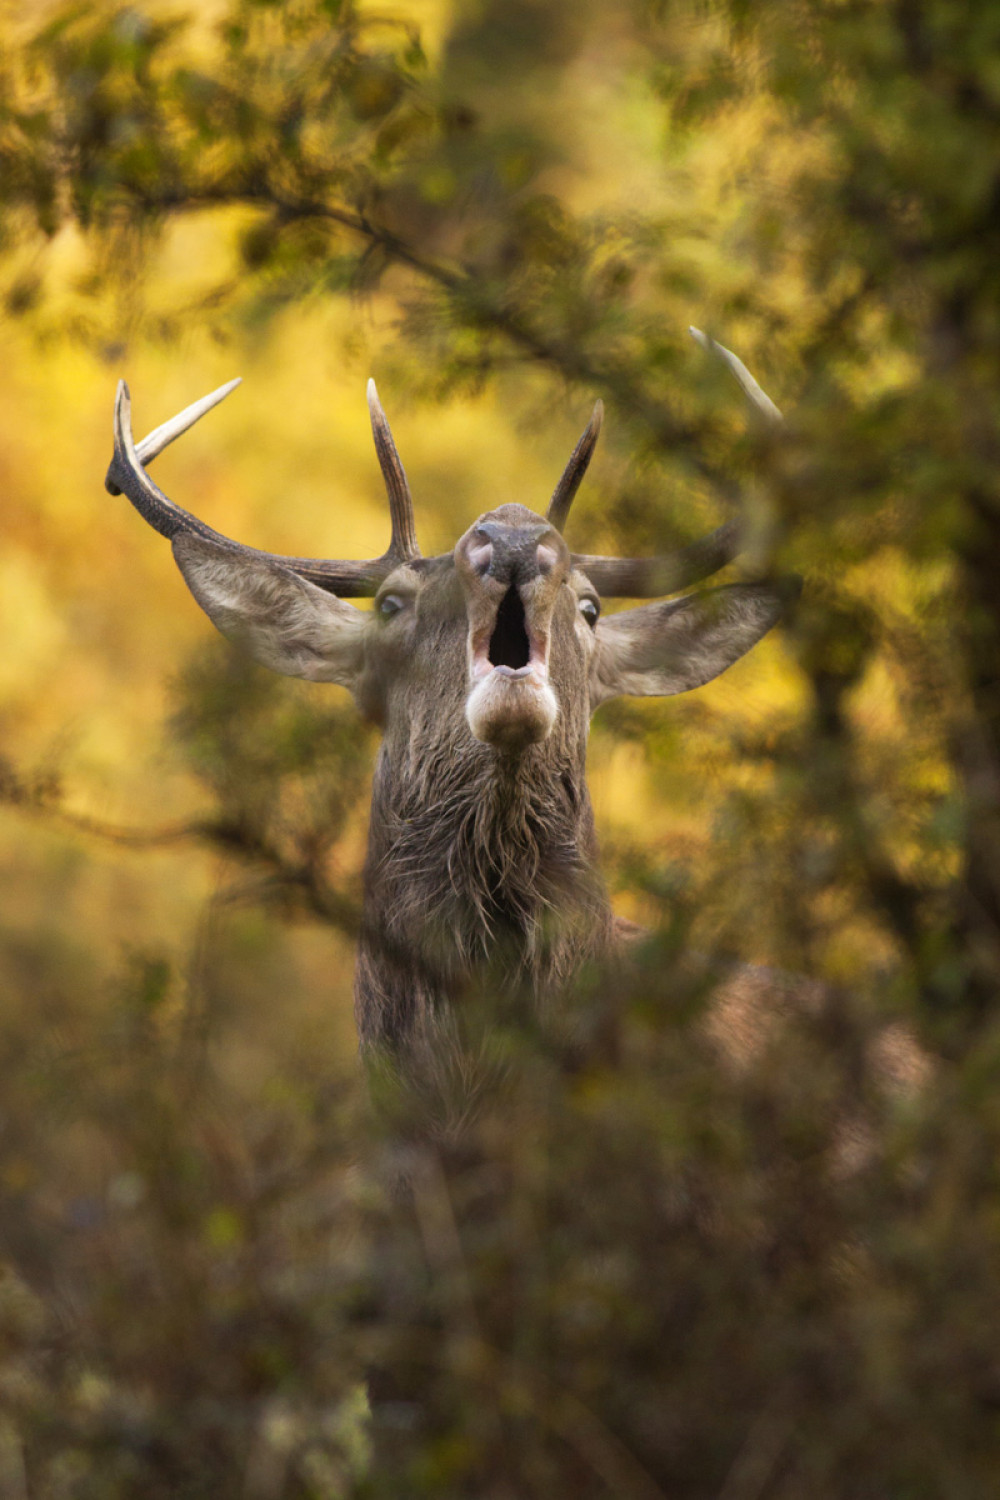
[465,651,558,749]
[470,655,549,687]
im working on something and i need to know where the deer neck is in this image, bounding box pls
[356,723,614,1046]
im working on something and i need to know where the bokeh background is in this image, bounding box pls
[2,0,1000,1495]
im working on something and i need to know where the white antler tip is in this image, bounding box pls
[132,377,243,466]
[114,379,133,435]
[688,326,783,423]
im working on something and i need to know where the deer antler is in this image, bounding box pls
[105,379,422,597]
[554,329,781,598]
[105,378,244,485]
[107,337,779,602]
[571,520,743,597]
[687,326,783,424]
[367,380,420,565]
[547,400,603,534]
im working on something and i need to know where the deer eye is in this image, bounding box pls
[579,596,600,628]
[377,593,408,621]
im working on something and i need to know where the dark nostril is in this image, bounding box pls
[469,522,562,585]
[468,539,493,575]
[536,542,558,575]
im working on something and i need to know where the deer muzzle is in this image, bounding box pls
[456,515,568,752]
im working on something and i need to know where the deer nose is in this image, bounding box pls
[468,522,560,585]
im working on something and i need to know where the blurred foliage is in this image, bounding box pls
[2,0,1000,1492]
[168,646,372,927]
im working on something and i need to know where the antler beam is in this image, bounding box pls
[572,520,741,597]
[105,380,422,598]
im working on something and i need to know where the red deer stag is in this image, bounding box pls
[104,332,796,1054]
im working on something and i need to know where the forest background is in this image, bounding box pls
[2,0,1000,1495]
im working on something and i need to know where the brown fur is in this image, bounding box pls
[110,365,804,1062]
[169,503,792,1058]
[354,540,615,1049]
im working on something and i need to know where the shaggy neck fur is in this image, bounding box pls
[355,714,615,1050]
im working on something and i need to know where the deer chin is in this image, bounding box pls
[465,665,559,751]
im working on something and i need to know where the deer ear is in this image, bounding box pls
[172,533,366,689]
[590,580,798,710]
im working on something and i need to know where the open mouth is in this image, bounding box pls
[466,585,558,747]
[488,587,531,672]
[471,587,548,683]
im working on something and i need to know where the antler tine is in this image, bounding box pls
[547,400,603,534]
[367,379,421,562]
[137,377,242,465]
[105,381,404,597]
[689,326,783,424]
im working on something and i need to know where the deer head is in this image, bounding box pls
[105,334,796,1048]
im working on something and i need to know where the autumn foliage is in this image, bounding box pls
[2,0,1000,1493]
